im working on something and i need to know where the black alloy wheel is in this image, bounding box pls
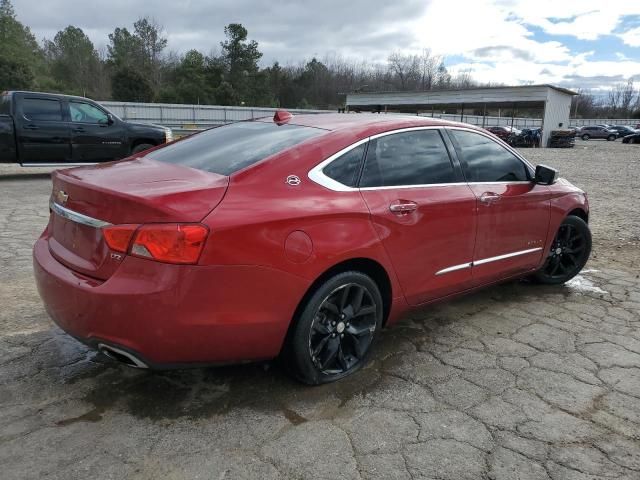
[286,271,383,384]
[533,215,592,285]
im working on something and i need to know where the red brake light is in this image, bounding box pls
[130,224,209,264]
[102,225,139,253]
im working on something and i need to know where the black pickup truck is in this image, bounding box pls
[0,91,172,165]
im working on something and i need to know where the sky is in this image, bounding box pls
[13,0,640,92]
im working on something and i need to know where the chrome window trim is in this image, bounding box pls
[307,125,537,192]
[307,137,369,192]
[50,200,112,228]
[435,247,543,275]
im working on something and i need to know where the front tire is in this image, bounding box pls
[607,134,616,141]
[581,134,590,140]
[131,143,154,155]
[285,271,383,384]
[533,216,592,285]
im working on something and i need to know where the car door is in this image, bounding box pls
[68,100,126,162]
[447,128,551,286]
[15,95,71,164]
[358,128,477,306]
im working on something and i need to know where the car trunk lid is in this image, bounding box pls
[47,158,228,280]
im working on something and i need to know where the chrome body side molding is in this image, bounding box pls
[435,247,543,275]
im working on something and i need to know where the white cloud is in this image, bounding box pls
[619,26,640,47]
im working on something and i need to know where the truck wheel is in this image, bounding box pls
[131,143,154,155]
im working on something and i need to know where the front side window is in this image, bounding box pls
[22,98,62,121]
[360,130,456,187]
[148,121,325,176]
[70,101,109,124]
[322,143,366,187]
[449,129,529,183]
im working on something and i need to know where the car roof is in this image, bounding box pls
[257,113,482,137]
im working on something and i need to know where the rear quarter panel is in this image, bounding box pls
[199,129,404,303]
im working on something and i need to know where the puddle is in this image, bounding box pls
[565,275,608,295]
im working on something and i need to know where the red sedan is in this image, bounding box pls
[34,112,591,384]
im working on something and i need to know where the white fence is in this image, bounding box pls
[98,100,638,132]
[99,101,329,133]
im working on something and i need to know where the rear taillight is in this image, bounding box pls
[130,224,209,264]
[102,223,209,264]
[103,225,139,253]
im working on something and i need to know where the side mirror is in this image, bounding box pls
[535,164,558,185]
[107,113,114,125]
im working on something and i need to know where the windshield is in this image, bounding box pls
[147,121,326,175]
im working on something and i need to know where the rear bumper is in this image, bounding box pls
[33,234,310,366]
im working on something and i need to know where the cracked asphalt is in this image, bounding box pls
[1,140,639,480]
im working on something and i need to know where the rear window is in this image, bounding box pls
[148,121,325,175]
[22,98,63,121]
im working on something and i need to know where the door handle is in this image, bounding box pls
[24,124,38,130]
[389,201,418,214]
[479,192,501,204]
[72,127,86,133]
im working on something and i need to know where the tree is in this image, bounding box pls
[0,56,33,90]
[133,17,167,87]
[0,0,42,89]
[111,67,153,102]
[387,52,412,90]
[107,18,167,97]
[220,23,262,104]
[44,26,101,96]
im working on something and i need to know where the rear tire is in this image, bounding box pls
[285,271,383,385]
[607,135,616,141]
[533,216,592,285]
[131,143,154,155]
[581,134,590,140]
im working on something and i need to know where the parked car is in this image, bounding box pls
[609,125,639,138]
[622,132,640,144]
[34,112,591,384]
[0,91,172,165]
[485,125,521,141]
[579,126,617,141]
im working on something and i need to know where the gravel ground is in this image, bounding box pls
[1,140,639,480]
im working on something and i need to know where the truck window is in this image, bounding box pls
[69,101,109,124]
[22,98,63,122]
[0,94,9,115]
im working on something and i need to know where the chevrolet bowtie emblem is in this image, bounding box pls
[56,190,69,204]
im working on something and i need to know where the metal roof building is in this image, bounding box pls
[346,85,578,147]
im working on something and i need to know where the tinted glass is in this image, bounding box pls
[22,98,62,121]
[148,121,325,175]
[70,101,108,123]
[0,94,9,115]
[449,130,529,182]
[323,143,366,187]
[360,130,456,187]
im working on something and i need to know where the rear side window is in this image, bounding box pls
[449,129,529,183]
[360,130,456,187]
[22,98,63,121]
[148,121,325,175]
[322,143,366,187]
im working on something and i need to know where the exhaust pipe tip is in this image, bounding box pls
[98,343,148,369]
